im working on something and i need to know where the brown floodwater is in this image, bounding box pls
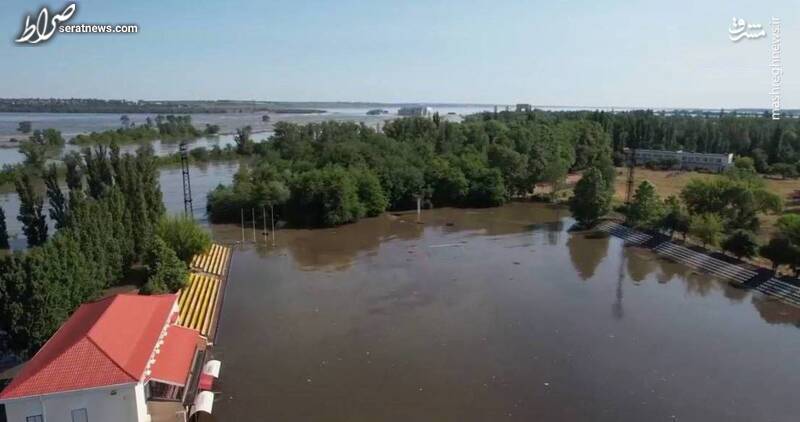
[211,202,800,422]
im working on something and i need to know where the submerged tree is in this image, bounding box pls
[0,205,8,249]
[569,167,610,228]
[15,173,47,247]
[659,195,690,239]
[234,126,254,155]
[44,164,68,229]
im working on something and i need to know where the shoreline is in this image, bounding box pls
[595,219,800,307]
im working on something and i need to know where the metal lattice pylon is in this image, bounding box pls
[179,142,193,218]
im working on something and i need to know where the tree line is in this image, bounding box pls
[71,114,219,145]
[569,156,798,273]
[206,116,615,227]
[0,144,209,358]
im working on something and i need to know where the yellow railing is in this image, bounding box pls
[190,244,231,276]
[177,243,231,336]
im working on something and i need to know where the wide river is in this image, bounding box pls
[209,203,800,422]
[0,106,489,248]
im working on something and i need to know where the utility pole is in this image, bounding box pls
[262,206,267,243]
[240,209,244,243]
[179,142,193,218]
[252,208,256,242]
[624,148,636,210]
[270,204,276,246]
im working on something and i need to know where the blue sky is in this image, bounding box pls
[0,0,797,108]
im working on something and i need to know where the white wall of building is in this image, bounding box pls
[4,383,146,422]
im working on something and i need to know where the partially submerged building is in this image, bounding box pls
[515,103,532,112]
[397,106,433,117]
[632,149,734,172]
[0,294,220,422]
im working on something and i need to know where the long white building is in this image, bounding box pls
[633,149,733,172]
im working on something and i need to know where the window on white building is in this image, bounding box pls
[71,409,88,422]
[26,416,44,422]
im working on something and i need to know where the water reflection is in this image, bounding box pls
[566,232,610,281]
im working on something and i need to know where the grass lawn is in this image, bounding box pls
[610,167,800,241]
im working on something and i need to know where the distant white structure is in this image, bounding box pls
[633,149,734,172]
[515,103,532,112]
[397,106,433,117]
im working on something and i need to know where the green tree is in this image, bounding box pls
[143,236,188,294]
[681,177,781,232]
[734,156,755,172]
[776,214,800,245]
[428,157,469,205]
[354,170,388,217]
[234,126,254,155]
[156,215,212,263]
[0,205,8,249]
[64,151,84,192]
[760,236,799,272]
[769,163,798,179]
[287,166,365,227]
[721,229,758,259]
[569,167,610,227]
[689,213,723,247]
[15,173,48,247]
[19,140,48,169]
[17,121,32,134]
[44,164,69,229]
[627,180,662,228]
[659,196,690,239]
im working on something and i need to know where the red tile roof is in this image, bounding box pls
[149,325,201,386]
[0,294,177,400]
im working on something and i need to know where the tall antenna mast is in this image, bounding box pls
[179,142,194,218]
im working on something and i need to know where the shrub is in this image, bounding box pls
[143,236,188,293]
[156,215,212,263]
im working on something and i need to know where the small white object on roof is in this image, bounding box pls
[203,360,221,378]
[191,391,214,416]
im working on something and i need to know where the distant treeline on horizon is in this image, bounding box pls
[3,98,797,116]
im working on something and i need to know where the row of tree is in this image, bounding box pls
[0,144,209,357]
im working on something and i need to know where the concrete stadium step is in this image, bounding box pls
[596,222,652,245]
[756,286,800,307]
[653,243,754,282]
[655,245,753,281]
[758,279,800,305]
[755,285,800,307]
[599,222,757,285]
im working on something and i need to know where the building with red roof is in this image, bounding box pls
[0,294,205,422]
